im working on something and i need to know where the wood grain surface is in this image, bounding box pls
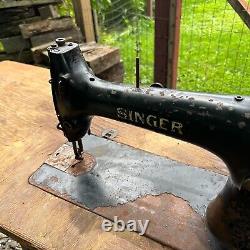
[19,17,74,39]
[0,61,228,249]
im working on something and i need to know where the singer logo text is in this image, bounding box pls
[116,108,183,135]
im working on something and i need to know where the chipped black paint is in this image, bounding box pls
[48,41,250,189]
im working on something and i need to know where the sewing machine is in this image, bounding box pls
[29,38,250,249]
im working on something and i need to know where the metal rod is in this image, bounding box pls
[136,57,140,88]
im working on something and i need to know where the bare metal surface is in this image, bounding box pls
[29,135,228,249]
[30,134,227,215]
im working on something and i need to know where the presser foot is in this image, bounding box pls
[206,178,250,249]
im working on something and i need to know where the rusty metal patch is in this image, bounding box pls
[45,144,96,176]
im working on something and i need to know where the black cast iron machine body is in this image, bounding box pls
[48,38,250,249]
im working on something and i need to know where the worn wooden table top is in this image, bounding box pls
[0,61,228,250]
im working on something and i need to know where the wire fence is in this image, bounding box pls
[179,0,250,94]
[95,0,154,85]
[94,0,250,95]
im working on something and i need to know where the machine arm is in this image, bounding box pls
[48,39,250,248]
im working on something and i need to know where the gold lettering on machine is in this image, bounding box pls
[117,108,183,135]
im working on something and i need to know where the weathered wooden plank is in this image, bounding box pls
[0,16,41,38]
[33,42,121,76]
[30,28,83,47]
[31,42,124,76]
[80,43,120,74]
[81,0,96,42]
[0,7,35,24]
[97,61,124,83]
[38,4,59,19]
[0,36,30,54]
[0,60,172,250]
[228,0,250,29]
[19,17,74,38]
[0,0,62,9]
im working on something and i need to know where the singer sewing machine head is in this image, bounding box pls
[47,38,250,248]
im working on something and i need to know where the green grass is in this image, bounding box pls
[100,0,250,94]
[179,0,250,94]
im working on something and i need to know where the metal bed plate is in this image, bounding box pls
[29,134,226,249]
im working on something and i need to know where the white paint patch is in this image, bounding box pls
[101,216,150,236]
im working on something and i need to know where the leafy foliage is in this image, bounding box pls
[93,0,145,28]
[92,0,112,25]
[58,0,74,17]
